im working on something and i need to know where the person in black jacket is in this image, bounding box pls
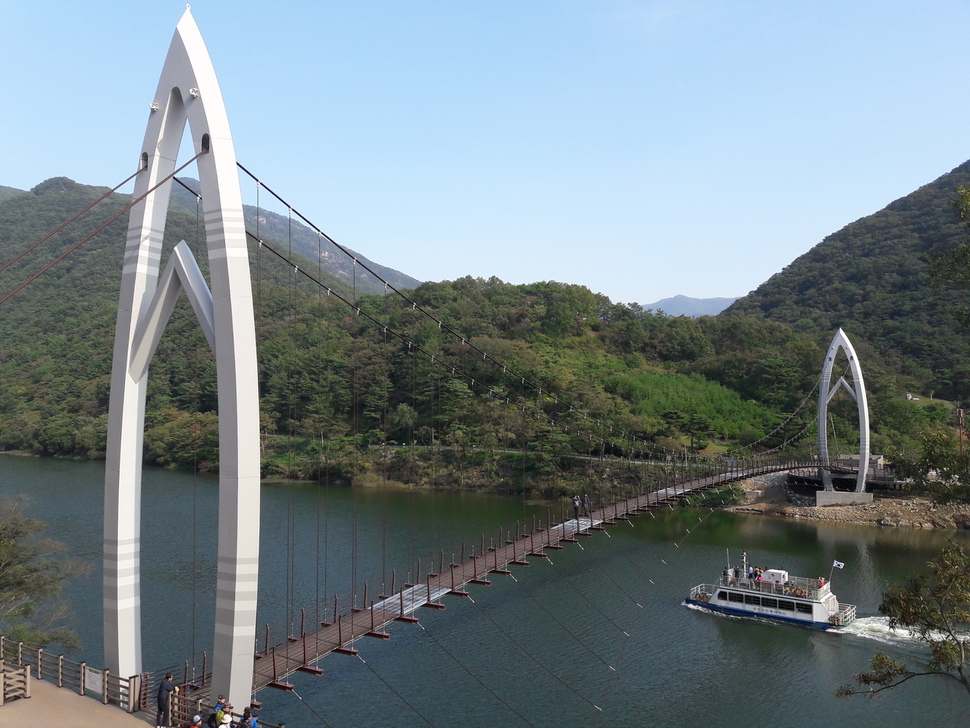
[156,673,177,728]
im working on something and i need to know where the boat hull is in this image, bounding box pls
[685,597,836,629]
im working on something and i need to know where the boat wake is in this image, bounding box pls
[835,616,954,646]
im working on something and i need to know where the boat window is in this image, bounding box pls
[744,594,760,605]
[795,603,813,614]
[718,592,727,600]
[761,597,778,609]
[778,600,794,611]
[728,592,744,603]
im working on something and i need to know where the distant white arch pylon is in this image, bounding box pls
[817,328,870,493]
[103,8,260,707]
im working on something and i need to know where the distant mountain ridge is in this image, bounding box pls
[170,178,421,295]
[643,295,738,317]
[0,185,25,204]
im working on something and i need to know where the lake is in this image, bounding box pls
[2,454,967,727]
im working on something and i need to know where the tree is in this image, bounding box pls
[838,538,970,698]
[929,185,970,338]
[888,428,970,503]
[0,496,86,649]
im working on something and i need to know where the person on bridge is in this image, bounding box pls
[572,495,582,521]
[582,493,591,516]
[155,673,177,728]
[207,696,226,728]
[216,701,234,726]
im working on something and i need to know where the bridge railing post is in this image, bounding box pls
[127,673,140,713]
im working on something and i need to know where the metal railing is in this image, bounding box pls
[717,574,829,601]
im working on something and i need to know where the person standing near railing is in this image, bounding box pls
[155,673,177,728]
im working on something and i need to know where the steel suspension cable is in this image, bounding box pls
[235,173,811,468]
[246,231,674,466]
[412,621,536,727]
[0,150,206,306]
[237,165,824,470]
[463,590,603,714]
[353,654,436,727]
[0,167,143,274]
[236,164,659,456]
[289,688,335,728]
[590,493,743,725]
[248,229,816,484]
[510,565,621,669]
[716,378,821,457]
[351,259,360,609]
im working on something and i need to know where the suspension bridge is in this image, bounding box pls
[0,9,885,727]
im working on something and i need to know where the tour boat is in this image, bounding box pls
[686,552,857,629]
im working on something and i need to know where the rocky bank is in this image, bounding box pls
[725,473,970,530]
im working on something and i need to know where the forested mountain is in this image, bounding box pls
[0,176,949,492]
[727,159,970,401]
[0,186,25,204]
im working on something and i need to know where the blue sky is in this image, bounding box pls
[4,1,970,304]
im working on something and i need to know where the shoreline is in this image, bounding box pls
[724,473,970,530]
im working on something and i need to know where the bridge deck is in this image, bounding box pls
[247,465,769,693]
[162,460,863,703]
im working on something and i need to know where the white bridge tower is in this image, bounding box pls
[103,8,260,707]
[816,328,872,502]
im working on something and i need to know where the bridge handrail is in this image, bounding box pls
[0,635,135,711]
[0,664,30,705]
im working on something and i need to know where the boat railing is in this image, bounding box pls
[689,583,717,603]
[717,574,830,600]
[829,603,857,627]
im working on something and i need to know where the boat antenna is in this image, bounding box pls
[726,548,731,569]
[742,550,748,577]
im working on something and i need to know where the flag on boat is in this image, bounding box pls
[833,560,845,569]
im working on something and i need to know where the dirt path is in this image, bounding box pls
[724,473,970,529]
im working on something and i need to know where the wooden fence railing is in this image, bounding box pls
[0,636,138,713]
[0,663,30,705]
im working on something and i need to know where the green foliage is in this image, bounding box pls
[887,428,970,503]
[0,185,25,204]
[0,496,86,650]
[0,176,949,482]
[838,539,970,697]
[602,370,777,445]
[680,483,743,509]
[728,160,970,402]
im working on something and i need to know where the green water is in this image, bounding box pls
[2,454,967,727]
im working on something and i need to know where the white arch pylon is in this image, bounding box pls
[103,8,260,707]
[817,328,870,493]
